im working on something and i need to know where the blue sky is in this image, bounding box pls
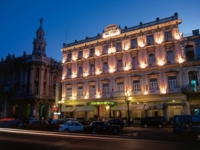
[0,0,200,61]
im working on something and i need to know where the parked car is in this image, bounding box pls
[25,120,52,131]
[173,115,200,141]
[140,116,167,128]
[50,119,67,131]
[0,119,19,128]
[59,121,84,133]
[106,118,124,129]
[65,118,76,122]
[84,121,121,134]
[133,118,142,125]
[29,118,37,123]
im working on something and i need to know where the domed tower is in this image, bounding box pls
[32,18,47,56]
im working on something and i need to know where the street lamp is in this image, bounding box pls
[58,100,64,118]
[124,94,132,126]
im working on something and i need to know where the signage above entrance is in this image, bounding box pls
[88,101,116,106]
[102,24,121,38]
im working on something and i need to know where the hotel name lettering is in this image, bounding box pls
[88,101,116,106]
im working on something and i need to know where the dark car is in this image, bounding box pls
[0,119,19,128]
[50,119,67,131]
[140,116,167,128]
[173,115,200,141]
[25,120,52,131]
[84,121,121,134]
[106,118,124,129]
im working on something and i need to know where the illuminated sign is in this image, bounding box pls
[102,24,121,38]
[103,29,120,38]
[88,101,116,106]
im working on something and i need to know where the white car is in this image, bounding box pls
[59,121,84,133]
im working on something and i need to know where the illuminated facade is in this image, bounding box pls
[61,12,200,121]
[0,20,62,120]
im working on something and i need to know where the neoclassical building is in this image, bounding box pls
[0,19,62,120]
[60,12,200,122]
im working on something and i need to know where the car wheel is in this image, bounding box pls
[158,124,162,128]
[144,124,147,128]
[92,129,96,134]
[64,129,70,133]
[113,129,118,134]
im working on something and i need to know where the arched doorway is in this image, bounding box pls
[40,104,46,119]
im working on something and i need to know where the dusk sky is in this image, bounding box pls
[0,0,200,61]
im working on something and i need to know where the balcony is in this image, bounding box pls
[132,90,142,96]
[67,75,72,79]
[182,85,200,93]
[165,38,172,42]
[113,91,125,97]
[77,95,84,99]
[102,70,108,74]
[78,74,83,78]
[90,71,95,76]
[149,89,160,94]
[117,67,123,72]
[102,93,111,98]
[116,48,122,52]
[89,53,95,57]
[78,56,82,60]
[67,58,72,62]
[89,94,96,99]
[167,87,181,93]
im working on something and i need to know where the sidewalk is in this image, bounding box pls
[125,124,173,128]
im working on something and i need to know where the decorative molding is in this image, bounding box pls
[165,70,179,76]
[101,79,110,84]
[131,74,142,80]
[147,72,159,78]
[115,76,125,82]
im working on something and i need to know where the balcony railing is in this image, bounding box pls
[149,89,160,94]
[117,67,123,72]
[113,91,125,97]
[90,71,95,76]
[89,94,96,99]
[132,90,142,96]
[77,95,84,99]
[102,70,108,74]
[182,85,200,93]
[67,58,72,62]
[78,74,83,78]
[167,87,181,93]
[102,93,111,98]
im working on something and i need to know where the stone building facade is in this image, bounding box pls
[61,12,200,122]
[0,20,62,120]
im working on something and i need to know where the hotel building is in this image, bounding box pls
[61,12,200,122]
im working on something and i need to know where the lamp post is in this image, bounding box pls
[124,94,132,126]
[58,100,64,118]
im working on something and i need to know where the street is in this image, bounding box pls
[0,128,200,150]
